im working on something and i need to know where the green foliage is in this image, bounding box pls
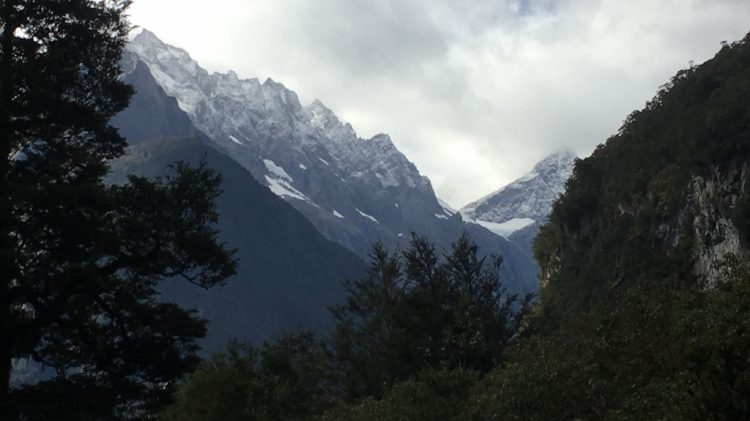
[162,332,334,421]
[311,261,750,421]
[7,162,237,419]
[163,234,529,419]
[469,259,750,420]
[320,369,478,421]
[509,32,750,419]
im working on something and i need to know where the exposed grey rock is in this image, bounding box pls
[682,163,748,286]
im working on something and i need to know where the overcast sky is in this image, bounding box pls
[128,0,750,208]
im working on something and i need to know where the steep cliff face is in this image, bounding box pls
[683,162,748,285]
[538,161,750,291]
[535,34,750,310]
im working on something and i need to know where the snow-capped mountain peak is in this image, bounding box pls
[460,150,576,236]
[125,29,441,246]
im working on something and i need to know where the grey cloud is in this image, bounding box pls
[258,0,448,76]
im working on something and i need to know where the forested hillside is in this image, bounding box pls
[471,32,750,420]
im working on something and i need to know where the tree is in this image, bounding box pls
[329,234,530,400]
[0,1,236,418]
[328,242,405,399]
[161,235,531,419]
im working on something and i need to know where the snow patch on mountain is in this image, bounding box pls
[263,159,292,181]
[465,217,536,238]
[438,198,456,215]
[265,176,314,205]
[356,208,379,224]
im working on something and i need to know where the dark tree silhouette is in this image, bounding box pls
[0,1,236,418]
[330,234,530,399]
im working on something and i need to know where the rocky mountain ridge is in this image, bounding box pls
[123,29,539,293]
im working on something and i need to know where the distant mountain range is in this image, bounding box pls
[110,30,541,350]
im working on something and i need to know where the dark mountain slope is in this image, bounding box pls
[107,138,364,352]
[111,51,200,145]
[109,52,364,351]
